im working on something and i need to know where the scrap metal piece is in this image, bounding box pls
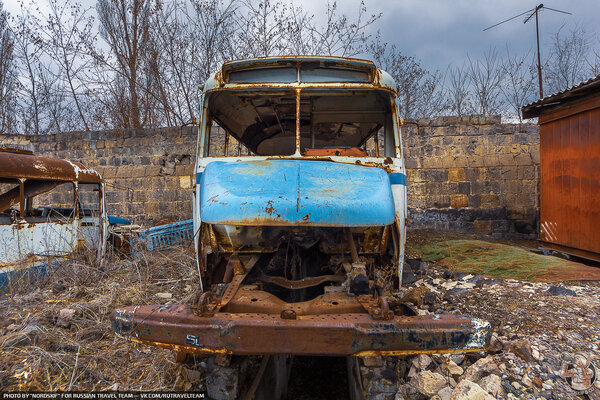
[215,255,259,312]
[197,292,218,317]
[259,273,345,290]
[358,295,393,321]
[112,303,492,356]
[0,150,102,184]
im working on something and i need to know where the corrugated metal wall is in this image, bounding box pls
[539,103,600,258]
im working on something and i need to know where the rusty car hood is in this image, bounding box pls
[198,160,395,226]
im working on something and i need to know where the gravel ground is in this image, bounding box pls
[386,259,600,400]
[1,242,600,399]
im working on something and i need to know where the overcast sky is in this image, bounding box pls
[328,0,600,72]
[3,0,599,72]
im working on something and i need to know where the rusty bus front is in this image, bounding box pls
[112,57,490,377]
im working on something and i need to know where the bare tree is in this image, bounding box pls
[11,3,44,134]
[589,47,600,77]
[280,3,315,55]
[37,0,95,131]
[236,0,379,58]
[499,47,537,122]
[188,0,238,83]
[96,0,155,128]
[37,64,71,132]
[369,36,444,119]
[446,64,472,117]
[309,1,380,57]
[0,0,15,133]
[236,0,290,58]
[545,25,594,93]
[467,48,504,116]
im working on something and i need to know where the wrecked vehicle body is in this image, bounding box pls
[112,56,491,398]
[0,148,108,289]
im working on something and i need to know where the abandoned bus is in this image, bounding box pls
[112,56,491,399]
[0,148,108,290]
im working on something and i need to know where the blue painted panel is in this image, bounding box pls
[108,215,131,225]
[131,219,193,257]
[0,261,51,292]
[389,173,407,186]
[199,160,395,226]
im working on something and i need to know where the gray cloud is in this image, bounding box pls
[304,0,599,71]
[4,0,598,72]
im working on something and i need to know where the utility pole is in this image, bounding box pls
[527,4,545,98]
[484,3,571,99]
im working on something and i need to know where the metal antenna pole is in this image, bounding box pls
[484,3,571,100]
[535,6,543,98]
[525,4,545,98]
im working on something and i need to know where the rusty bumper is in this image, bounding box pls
[112,304,491,356]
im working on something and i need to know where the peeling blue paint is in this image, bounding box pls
[199,160,396,226]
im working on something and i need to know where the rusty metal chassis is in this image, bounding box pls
[113,256,492,357]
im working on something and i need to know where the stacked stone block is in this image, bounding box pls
[403,116,539,238]
[1,116,540,237]
[0,127,197,225]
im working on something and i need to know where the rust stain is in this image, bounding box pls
[111,298,492,356]
[265,200,275,215]
[0,148,102,183]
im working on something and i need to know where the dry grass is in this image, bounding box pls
[0,245,204,391]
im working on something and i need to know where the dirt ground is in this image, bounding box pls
[1,230,599,399]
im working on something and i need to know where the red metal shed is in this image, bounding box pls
[522,76,600,262]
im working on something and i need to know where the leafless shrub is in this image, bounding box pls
[467,47,505,116]
[369,35,445,119]
[445,63,473,117]
[500,47,537,122]
[545,25,596,94]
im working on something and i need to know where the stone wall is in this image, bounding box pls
[1,127,197,225]
[0,117,540,237]
[403,116,539,238]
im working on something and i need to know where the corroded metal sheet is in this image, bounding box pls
[539,107,600,258]
[112,303,491,356]
[199,160,396,226]
[1,150,107,287]
[0,220,79,265]
[0,150,102,184]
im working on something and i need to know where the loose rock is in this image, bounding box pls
[507,338,534,362]
[546,284,576,296]
[450,379,494,400]
[478,374,503,397]
[461,356,499,383]
[445,360,464,376]
[437,386,453,400]
[412,354,432,370]
[411,370,447,397]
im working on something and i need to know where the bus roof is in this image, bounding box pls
[202,56,397,93]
